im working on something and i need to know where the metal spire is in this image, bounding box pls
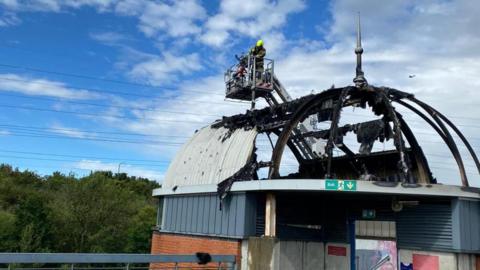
[353,13,367,88]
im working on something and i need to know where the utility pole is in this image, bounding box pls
[117,162,125,174]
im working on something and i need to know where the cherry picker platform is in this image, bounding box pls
[224,53,298,110]
[224,51,323,159]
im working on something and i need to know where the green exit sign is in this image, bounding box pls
[325,179,357,191]
[362,209,376,219]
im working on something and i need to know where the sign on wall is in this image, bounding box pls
[412,254,439,270]
[328,245,347,256]
[325,179,357,191]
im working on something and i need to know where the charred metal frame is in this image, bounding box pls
[215,14,479,199]
[214,85,480,190]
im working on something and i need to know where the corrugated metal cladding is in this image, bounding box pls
[162,126,257,188]
[355,220,396,238]
[397,203,453,251]
[161,192,258,238]
[452,199,480,252]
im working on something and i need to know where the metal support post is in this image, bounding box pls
[251,88,256,110]
[265,192,276,237]
[348,219,356,270]
[250,57,256,110]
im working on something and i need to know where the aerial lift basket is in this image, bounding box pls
[224,53,274,101]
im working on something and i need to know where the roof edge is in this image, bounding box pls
[152,179,480,199]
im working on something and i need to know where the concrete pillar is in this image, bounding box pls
[265,192,276,237]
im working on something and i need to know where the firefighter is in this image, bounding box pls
[250,39,266,85]
[250,39,266,72]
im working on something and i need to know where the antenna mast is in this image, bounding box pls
[353,13,367,88]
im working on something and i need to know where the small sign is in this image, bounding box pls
[328,245,347,256]
[413,254,439,270]
[362,209,376,219]
[325,179,357,191]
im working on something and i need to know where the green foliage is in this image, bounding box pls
[0,165,160,253]
[0,210,16,250]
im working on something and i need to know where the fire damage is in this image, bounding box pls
[213,18,480,200]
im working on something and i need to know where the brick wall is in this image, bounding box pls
[150,231,242,268]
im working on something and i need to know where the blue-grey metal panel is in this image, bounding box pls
[165,197,172,229]
[182,197,188,232]
[452,198,480,252]
[397,203,453,251]
[201,195,208,233]
[207,195,214,233]
[172,197,179,231]
[243,193,257,236]
[186,196,192,232]
[228,195,238,236]
[193,196,200,233]
[161,192,256,238]
[157,197,164,228]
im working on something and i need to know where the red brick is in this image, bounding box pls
[150,232,241,269]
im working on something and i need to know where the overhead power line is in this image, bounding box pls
[0,150,477,173]
[0,81,248,106]
[0,154,165,167]
[2,128,187,143]
[0,103,213,123]
[0,122,479,149]
[7,91,480,125]
[2,62,480,121]
[0,63,226,96]
[1,130,186,146]
[0,92,223,116]
[0,149,169,163]
[0,123,192,138]
[0,88,478,129]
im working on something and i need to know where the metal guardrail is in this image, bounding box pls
[0,253,236,270]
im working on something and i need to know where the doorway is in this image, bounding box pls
[354,220,397,270]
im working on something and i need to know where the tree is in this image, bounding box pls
[15,195,53,252]
[0,210,16,251]
[0,165,159,253]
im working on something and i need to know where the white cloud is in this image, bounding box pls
[0,11,20,26]
[138,0,206,38]
[0,0,119,12]
[49,124,88,138]
[117,0,480,186]
[107,74,249,157]
[1,0,206,39]
[0,0,61,12]
[268,0,480,186]
[89,31,128,44]
[114,0,145,16]
[128,52,202,86]
[0,73,99,99]
[74,159,164,181]
[0,0,19,9]
[2,0,478,186]
[200,0,305,47]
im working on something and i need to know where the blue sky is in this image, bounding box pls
[0,0,478,187]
